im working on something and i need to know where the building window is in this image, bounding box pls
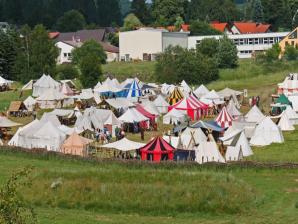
[63,53,67,57]
[259,38,263,44]
[248,39,253,45]
[264,38,269,44]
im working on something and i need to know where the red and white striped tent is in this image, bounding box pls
[215,106,233,128]
[169,95,208,120]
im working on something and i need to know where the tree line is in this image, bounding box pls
[0,0,297,31]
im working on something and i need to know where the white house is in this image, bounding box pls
[188,32,289,59]
[119,28,189,61]
[55,41,119,64]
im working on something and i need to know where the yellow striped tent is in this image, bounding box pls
[168,87,184,105]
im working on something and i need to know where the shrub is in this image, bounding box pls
[55,64,79,80]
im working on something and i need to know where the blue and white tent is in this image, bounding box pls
[124,79,142,98]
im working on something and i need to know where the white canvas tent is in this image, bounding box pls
[194,84,209,98]
[0,116,21,128]
[142,101,160,116]
[36,88,65,109]
[218,87,242,98]
[195,142,225,164]
[284,105,298,124]
[163,108,185,125]
[153,95,170,114]
[118,108,149,123]
[22,80,34,90]
[32,74,61,97]
[0,76,13,86]
[101,137,145,151]
[250,117,284,146]
[201,90,225,105]
[180,127,207,150]
[278,111,295,131]
[23,96,36,111]
[245,105,265,124]
[227,100,241,119]
[163,136,180,148]
[220,128,253,161]
[105,98,134,110]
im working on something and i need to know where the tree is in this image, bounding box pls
[55,64,79,80]
[217,35,238,68]
[0,28,19,80]
[256,43,281,63]
[108,32,119,47]
[284,44,298,61]
[197,38,219,58]
[154,46,219,85]
[252,0,264,23]
[122,13,143,31]
[152,0,186,26]
[56,10,86,32]
[175,16,184,30]
[79,54,102,88]
[0,167,37,224]
[131,0,151,24]
[29,25,59,80]
[190,20,222,36]
[72,40,107,65]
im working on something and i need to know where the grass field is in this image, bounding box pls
[0,150,298,223]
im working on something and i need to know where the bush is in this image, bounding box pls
[197,38,219,58]
[55,64,79,80]
[79,54,101,88]
[256,43,281,64]
[284,44,298,61]
[190,20,222,36]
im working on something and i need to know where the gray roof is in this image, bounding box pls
[56,29,106,43]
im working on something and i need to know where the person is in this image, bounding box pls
[32,110,37,120]
[95,129,100,142]
[248,97,252,107]
[115,126,120,140]
[120,129,125,139]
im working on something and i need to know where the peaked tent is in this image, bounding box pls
[194,84,209,98]
[284,105,298,125]
[169,95,208,120]
[136,104,156,122]
[163,108,185,125]
[201,90,225,105]
[180,127,207,150]
[153,95,170,114]
[278,111,295,131]
[36,88,65,109]
[250,117,284,146]
[102,137,145,151]
[218,87,243,98]
[61,132,93,156]
[142,101,160,116]
[23,96,36,111]
[32,74,61,97]
[118,108,149,123]
[168,87,184,105]
[140,136,175,162]
[180,80,192,96]
[124,79,142,98]
[220,129,253,161]
[245,105,265,124]
[0,76,13,86]
[215,106,233,128]
[60,82,74,96]
[195,141,225,164]
[227,100,241,119]
[22,80,34,90]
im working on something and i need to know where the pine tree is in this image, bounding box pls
[131,0,151,25]
[252,0,264,23]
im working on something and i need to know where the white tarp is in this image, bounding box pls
[33,74,61,97]
[105,98,134,110]
[194,84,209,98]
[142,101,160,116]
[218,88,242,98]
[0,76,13,85]
[118,108,149,123]
[0,116,21,128]
[250,117,284,146]
[23,96,36,111]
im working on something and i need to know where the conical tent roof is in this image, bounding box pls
[180,80,192,96]
[143,101,160,116]
[245,105,265,123]
[140,136,175,161]
[278,111,295,131]
[168,87,184,105]
[218,88,242,98]
[118,108,149,123]
[227,100,241,118]
[194,84,209,97]
[215,106,233,128]
[195,141,225,164]
[102,137,145,151]
[250,117,284,146]
[124,80,142,98]
[154,95,169,106]
[33,74,61,97]
[180,127,207,149]
[62,132,93,148]
[163,108,185,125]
[203,90,221,100]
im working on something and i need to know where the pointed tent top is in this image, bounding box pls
[194,84,209,97]
[227,100,241,117]
[215,106,233,128]
[102,137,145,151]
[154,95,170,107]
[63,132,93,148]
[245,105,265,123]
[278,111,295,131]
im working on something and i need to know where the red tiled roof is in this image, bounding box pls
[49,32,60,39]
[210,22,228,32]
[233,22,271,34]
[181,24,190,32]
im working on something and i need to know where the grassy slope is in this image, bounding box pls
[0,150,298,224]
